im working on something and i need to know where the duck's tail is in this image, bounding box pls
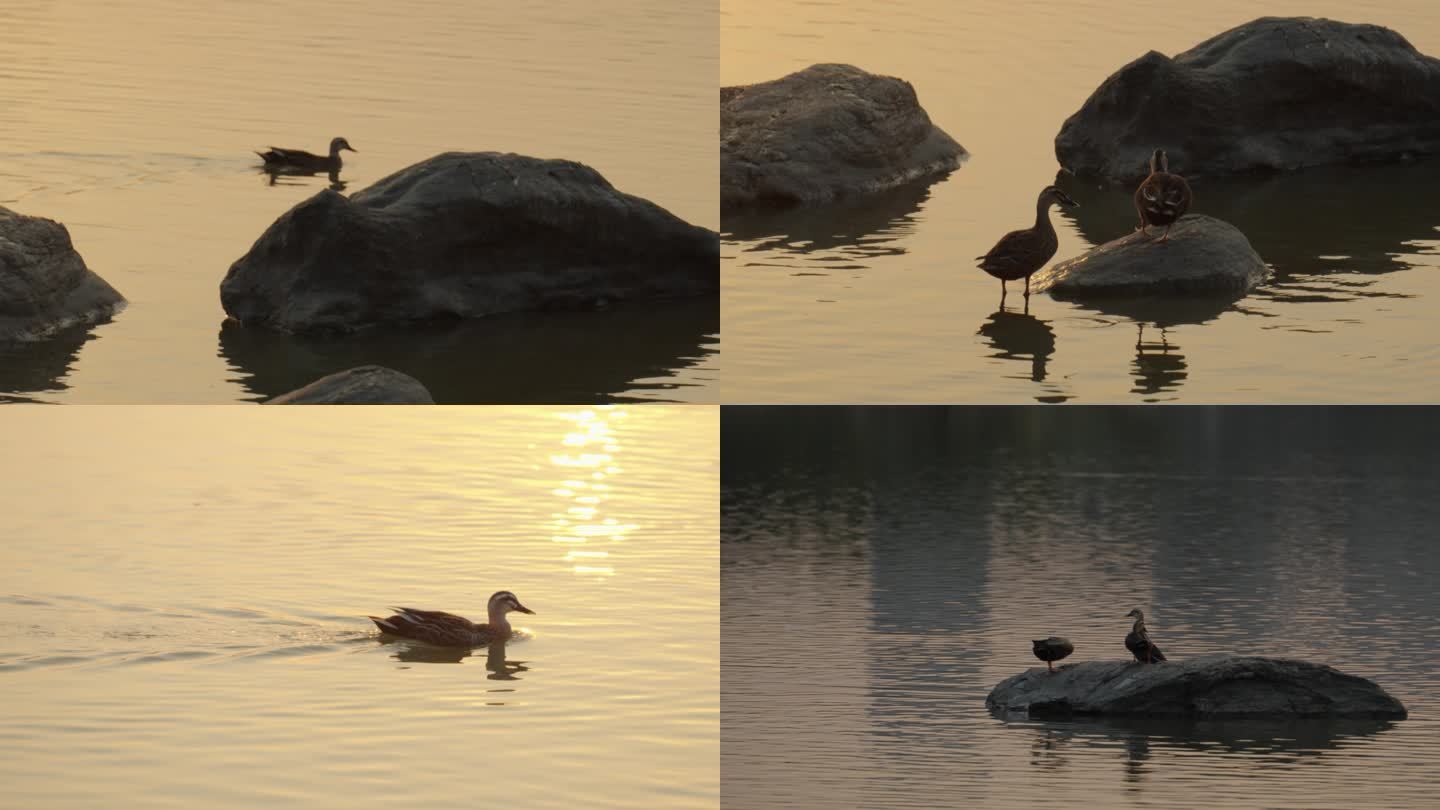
[368,615,399,633]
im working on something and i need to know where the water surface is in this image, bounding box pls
[723,407,1439,809]
[721,0,1440,402]
[1,0,717,403]
[0,406,718,809]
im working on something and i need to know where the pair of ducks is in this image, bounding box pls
[369,590,535,647]
[976,148,1194,298]
[1031,608,1167,673]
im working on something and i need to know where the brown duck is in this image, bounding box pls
[369,590,534,647]
[1032,636,1075,672]
[256,136,357,173]
[1133,148,1191,242]
[1124,608,1167,663]
[976,185,1079,299]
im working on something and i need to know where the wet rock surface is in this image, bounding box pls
[987,655,1408,718]
[721,63,965,209]
[265,365,434,404]
[222,152,718,335]
[1,206,125,341]
[1033,215,1267,297]
[1056,17,1440,184]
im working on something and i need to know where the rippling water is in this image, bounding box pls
[722,407,1440,809]
[0,406,718,809]
[721,0,1440,403]
[0,0,717,403]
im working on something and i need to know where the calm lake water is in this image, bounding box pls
[1,0,717,404]
[723,407,1440,809]
[721,0,1440,403]
[0,406,718,809]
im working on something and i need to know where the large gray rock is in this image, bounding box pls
[222,152,718,335]
[987,656,1408,719]
[1033,214,1267,297]
[265,365,434,404]
[1,206,125,341]
[721,63,965,210]
[1056,17,1440,184]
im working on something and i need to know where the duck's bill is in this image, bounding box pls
[515,604,535,615]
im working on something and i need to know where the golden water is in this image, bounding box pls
[0,406,718,808]
[1,0,717,403]
[722,0,1440,403]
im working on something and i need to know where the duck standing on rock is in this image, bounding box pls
[1124,608,1167,663]
[256,136,357,173]
[1133,148,1191,243]
[1032,636,1075,672]
[976,185,1079,300]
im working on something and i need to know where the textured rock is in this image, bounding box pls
[987,656,1408,718]
[721,63,965,209]
[0,206,125,341]
[222,152,718,335]
[1056,17,1440,184]
[1033,215,1267,297]
[265,365,434,404]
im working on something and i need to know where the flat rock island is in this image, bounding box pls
[721,63,965,210]
[987,656,1408,719]
[1,206,125,341]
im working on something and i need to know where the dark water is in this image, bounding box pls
[722,407,1440,809]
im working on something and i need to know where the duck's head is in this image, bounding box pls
[1150,148,1168,173]
[1125,608,1145,620]
[488,590,535,616]
[1040,185,1079,208]
[330,137,357,155]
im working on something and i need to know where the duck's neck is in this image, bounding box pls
[487,606,513,636]
[329,143,344,163]
[1133,618,1147,635]
[1034,198,1057,233]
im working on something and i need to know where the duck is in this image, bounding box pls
[1031,636,1075,672]
[1124,608,1167,663]
[1133,148,1191,243]
[256,137,357,173]
[368,590,534,647]
[976,185,1079,300]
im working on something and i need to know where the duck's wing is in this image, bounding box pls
[257,146,317,163]
[371,607,478,645]
[977,229,1047,270]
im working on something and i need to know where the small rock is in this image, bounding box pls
[0,206,125,341]
[1033,214,1267,297]
[265,365,435,404]
[721,63,965,209]
[987,655,1407,718]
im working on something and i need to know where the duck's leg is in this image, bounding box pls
[1000,279,1007,303]
[1159,224,1173,243]
[1023,275,1032,298]
[1047,660,1054,673]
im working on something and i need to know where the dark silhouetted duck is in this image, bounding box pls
[1124,608,1166,663]
[1032,636,1075,672]
[256,136,356,173]
[976,185,1079,299]
[369,590,534,647]
[1133,149,1191,243]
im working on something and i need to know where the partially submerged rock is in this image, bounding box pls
[1,206,125,341]
[1056,17,1440,184]
[265,365,434,404]
[222,152,718,335]
[721,63,965,209]
[987,656,1408,719]
[1033,215,1267,297]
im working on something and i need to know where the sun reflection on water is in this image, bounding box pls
[548,407,637,577]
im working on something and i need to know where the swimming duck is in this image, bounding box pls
[369,590,534,647]
[256,137,357,172]
[1133,149,1191,243]
[1032,636,1075,672]
[976,185,1079,299]
[1124,608,1167,663]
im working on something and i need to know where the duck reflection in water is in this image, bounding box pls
[1132,323,1188,398]
[259,165,347,192]
[378,637,530,680]
[978,305,1057,382]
